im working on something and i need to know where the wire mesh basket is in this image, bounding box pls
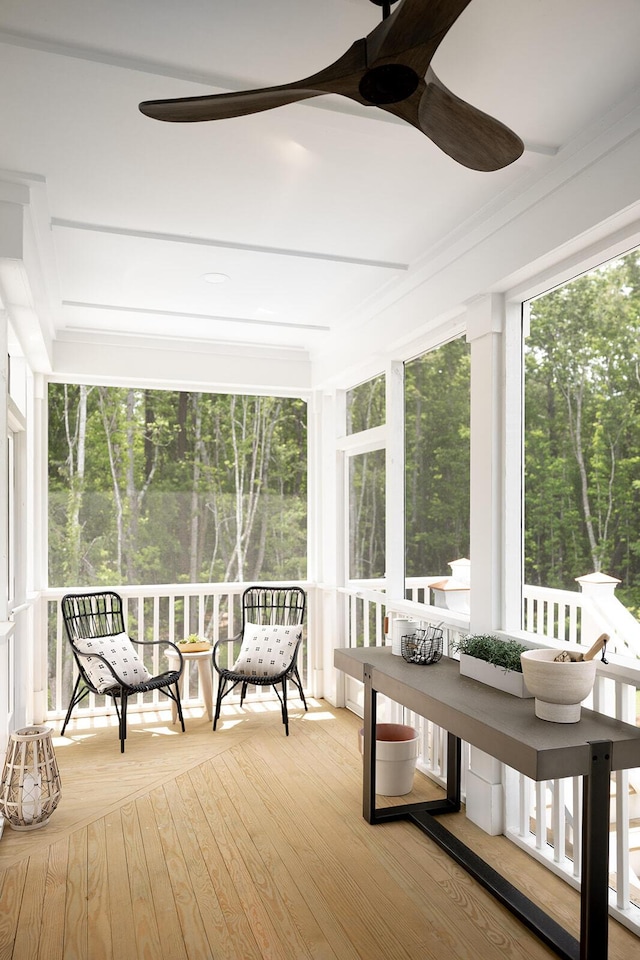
[401,624,444,665]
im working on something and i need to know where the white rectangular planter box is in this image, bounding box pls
[459,654,533,698]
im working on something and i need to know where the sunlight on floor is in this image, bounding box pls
[142,725,180,738]
[51,705,201,749]
[49,697,328,744]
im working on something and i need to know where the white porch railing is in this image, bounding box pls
[44,581,312,721]
[523,581,640,658]
[341,577,640,938]
[523,584,583,643]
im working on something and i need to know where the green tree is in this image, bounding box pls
[349,449,385,580]
[48,387,307,587]
[525,251,640,606]
[405,338,471,579]
[346,376,386,580]
[347,375,385,434]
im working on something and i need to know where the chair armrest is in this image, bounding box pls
[131,637,184,674]
[212,634,241,674]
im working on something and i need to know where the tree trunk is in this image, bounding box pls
[222,396,280,582]
[189,393,203,584]
[561,380,600,570]
[63,384,89,584]
[98,387,124,579]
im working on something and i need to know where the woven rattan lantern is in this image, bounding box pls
[0,726,62,831]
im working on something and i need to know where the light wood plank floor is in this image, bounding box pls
[0,699,637,960]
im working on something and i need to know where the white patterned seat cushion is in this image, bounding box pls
[75,631,152,693]
[231,622,303,678]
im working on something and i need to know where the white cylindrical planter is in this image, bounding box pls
[391,619,419,656]
[359,723,419,796]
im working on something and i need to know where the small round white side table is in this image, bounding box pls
[165,649,214,721]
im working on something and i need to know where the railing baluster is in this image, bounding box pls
[552,779,563,863]
[616,769,630,910]
[363,598,370,648]
[572,776,582,879]
[569,603,578,644]
[518,774,529,837]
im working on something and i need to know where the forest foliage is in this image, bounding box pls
[344,343,471,583]
[405,339,470,578]
[48,250,640,616]
[525,249,640,611]
[48,390,307,586]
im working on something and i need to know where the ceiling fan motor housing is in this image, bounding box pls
[359,64,420,104]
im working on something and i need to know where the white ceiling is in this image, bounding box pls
[1,0,640,389]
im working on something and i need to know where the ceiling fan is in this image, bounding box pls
[139,0,523,172]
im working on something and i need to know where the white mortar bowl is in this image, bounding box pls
[520,649,597,723]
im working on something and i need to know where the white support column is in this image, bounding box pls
[385,360,405,600]
[503,299,525,633]
[317,388,346,707]
[306,390,321,699]
[465,294,508,835]
[32,374,47,722]
[11,407,31,730]
[386,360,405,724]
[30,374,46,593]
[467,294,505,632]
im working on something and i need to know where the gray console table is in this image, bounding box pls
[334,645,640,960]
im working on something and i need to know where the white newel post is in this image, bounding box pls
[575,572,620,641]
[465,293,507,836]
[575,571,621,718]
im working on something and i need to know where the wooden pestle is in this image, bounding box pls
[553,632,609,662]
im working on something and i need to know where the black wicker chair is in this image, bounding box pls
[61,590,185,752]
[212,586,307,735]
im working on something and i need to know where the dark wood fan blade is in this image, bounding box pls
[367,0,473,71]
[139,40,369,122]
[417,70,524,171]
[139,85,323,122]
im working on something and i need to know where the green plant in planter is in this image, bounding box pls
[452,634,527,673]
[178,633,209,646]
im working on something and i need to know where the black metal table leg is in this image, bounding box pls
[363,663,377,823]
[580,740,613,960]
[446,731,462,810]
[363,663,461,823]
